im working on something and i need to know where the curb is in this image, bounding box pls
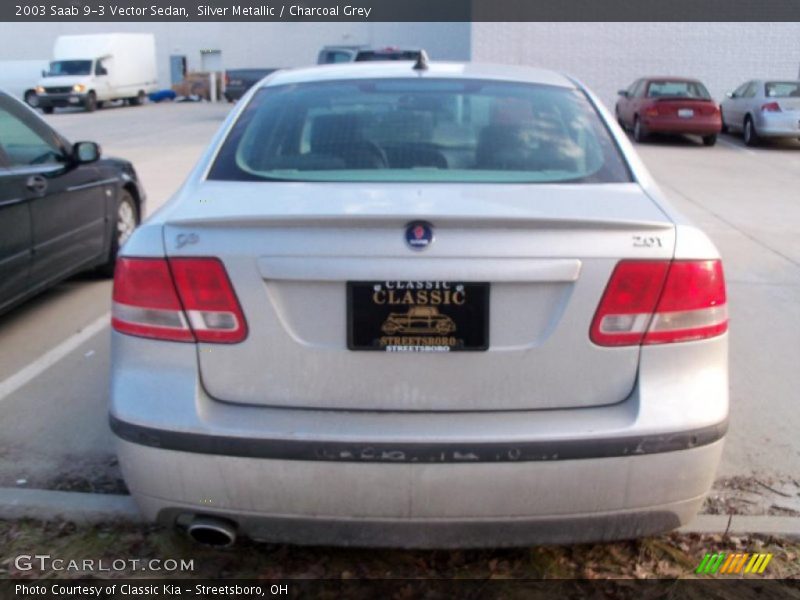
[0,487,141,524]
[0,487,798,537]
[680,514,800,538]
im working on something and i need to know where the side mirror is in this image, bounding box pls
[72,141,101,164]
[41,70,46,77]
[618,90,629,97]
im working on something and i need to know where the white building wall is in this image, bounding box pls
[472,23,800,110]
[0,22,470,89]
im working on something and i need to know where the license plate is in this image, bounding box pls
[347,281,489,352]
[678,109,694,118]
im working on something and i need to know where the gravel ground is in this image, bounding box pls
[1,519,798,581]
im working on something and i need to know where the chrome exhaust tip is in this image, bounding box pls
[186,516,237,547]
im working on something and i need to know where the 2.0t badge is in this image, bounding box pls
[405,221,434,250]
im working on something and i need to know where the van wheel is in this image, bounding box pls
[129,91,146,106]
[84,92,97,112]
[97,189,138,277]
[24,90,39,107]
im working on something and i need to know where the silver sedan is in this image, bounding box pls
[110,61,729,548]
[721,79,800,146]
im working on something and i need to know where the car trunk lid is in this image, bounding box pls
[163,181,675,411]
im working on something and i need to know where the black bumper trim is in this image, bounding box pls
[110,415,727,464]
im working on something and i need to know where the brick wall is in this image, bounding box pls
[472,22,800,110]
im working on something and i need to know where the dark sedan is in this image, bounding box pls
[615,77,722,146]
[0,90,145,315]
[223,69,278,103]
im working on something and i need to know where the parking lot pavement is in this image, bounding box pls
[0,102,231,489]
[633,133,800,477]
[0,106,797,493]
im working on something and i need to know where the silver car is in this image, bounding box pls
[721,79,800,146]
[110,62,729,548]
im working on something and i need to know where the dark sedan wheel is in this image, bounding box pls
[42,106,54,114]
[743,117,759,147]
[98,190,138,277]
[633,117,647,143]
[702,134,717,147]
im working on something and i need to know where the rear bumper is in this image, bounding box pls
[111,329,728,546]
[118,439,724,547]
[754,112,800,137]
[642,115,721,135]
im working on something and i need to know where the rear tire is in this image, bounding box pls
[129,90,146,106]
[97,189,139,277]
[719,108,728,133]
[84,91,97,112]
[743,117,759,147]
[633,117,647,143]
[42,106,54,115]
[702,134,717,147]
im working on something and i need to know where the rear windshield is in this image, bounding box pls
[765,81,800,98]
[646,80,710,99]
[208,78,631,184]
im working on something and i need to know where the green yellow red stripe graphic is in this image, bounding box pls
[695,552,773,575]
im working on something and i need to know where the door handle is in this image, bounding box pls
[26,174,48,195]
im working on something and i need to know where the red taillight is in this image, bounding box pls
[644,107,659,117]
[112,257,247,344]
[112,258,193,342]
[590,260,727,347]
[761,102,781,113]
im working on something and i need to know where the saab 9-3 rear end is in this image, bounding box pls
[110,62,728,548]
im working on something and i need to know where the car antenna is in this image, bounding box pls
[413,50,429,72]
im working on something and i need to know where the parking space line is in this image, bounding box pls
[717,137,758,156]
[0,313,109,403]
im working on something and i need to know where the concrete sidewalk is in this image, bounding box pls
[1,487,799,538]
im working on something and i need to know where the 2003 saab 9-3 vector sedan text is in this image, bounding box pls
[110,61,729,548]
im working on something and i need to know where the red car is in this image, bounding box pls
[615,78,722,146]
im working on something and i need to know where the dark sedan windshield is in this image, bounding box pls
[47,60,92,76]
[209,78,631,184]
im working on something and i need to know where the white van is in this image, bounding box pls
[35,33,158,113]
